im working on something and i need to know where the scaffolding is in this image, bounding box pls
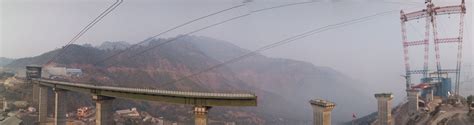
[400,0,466,96]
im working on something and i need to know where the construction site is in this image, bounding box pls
[1,0,472,125]
[310,0,473,125]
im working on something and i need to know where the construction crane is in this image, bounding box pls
[400,0,466,98]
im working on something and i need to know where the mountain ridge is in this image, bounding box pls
[5,35,373,124]
[0,57,15,67]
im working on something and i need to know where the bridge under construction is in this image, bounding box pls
[26,65,257,125]
[13,0,469,125]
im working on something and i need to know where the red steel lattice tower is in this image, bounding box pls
[400,0,466,96]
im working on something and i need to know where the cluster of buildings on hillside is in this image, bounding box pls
[42,67,83,79]
[68,106,180,125]
[72,106,238,125]
[0,75,38,125]
[0,96,37,125]
[115,107,178,125]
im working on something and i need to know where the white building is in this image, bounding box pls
[116,108,140,118]
[44,67,82,78]
[66,68,82,77]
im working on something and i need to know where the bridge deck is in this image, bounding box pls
[33,79,257,107]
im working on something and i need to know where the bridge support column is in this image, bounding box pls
[309,99,335,125]
[54,88,67,125]
[38,85,49,125]
[26,66,42,111]
[194,106,211,125]
[33,83,39,105]
[375,93,394,125]
[93,95,115,125]
[407,89,419,116]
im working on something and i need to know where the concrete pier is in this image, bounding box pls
[407,89,420,116]
[38,85,49,125]
[54,88,67,125]
[26,65,42,107]
[33,83,39,105]
[194,106,211,125]
[309,99,336,125]
[375,93,394,125]
[93,95,115,125]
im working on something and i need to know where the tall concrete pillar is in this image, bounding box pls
[93,95,115,125]
[309,99,336,125]
[194,106,211,125]
[38,85,49,125]
[407,89,420,116]
[26,66,42,107]
[375,93,394,125]
[54,88,67,125]
[33,83,39,105]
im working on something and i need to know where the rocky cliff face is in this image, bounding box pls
[6,35,373,124]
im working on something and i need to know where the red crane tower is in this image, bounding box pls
[400,0,466,97]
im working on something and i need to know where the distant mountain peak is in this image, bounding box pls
[97,41,131,50]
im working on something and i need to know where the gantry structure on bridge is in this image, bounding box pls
[26,66,257,125]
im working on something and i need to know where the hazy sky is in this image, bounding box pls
[1,0,473,114]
